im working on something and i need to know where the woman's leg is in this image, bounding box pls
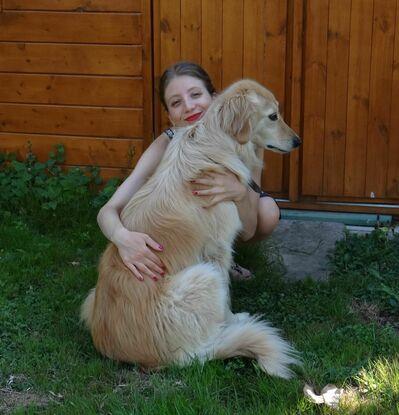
[249,196,280,242]
[230,196,280,280]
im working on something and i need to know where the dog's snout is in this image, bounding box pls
[292,136,301,148]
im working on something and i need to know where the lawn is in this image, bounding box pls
[1,152,399,414]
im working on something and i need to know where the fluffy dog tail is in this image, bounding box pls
[80,288,96,330]
[207,315,300,379]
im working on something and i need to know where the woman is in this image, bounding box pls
[97,62,280,282]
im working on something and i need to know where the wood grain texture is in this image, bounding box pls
[386,1,399,197]
[0,133,143,168]
[202,0,223,90]
[301,0,329,196]
[222,0,243,87]
[181,0,201,64]
[0,43,142,75]
[0,74,143,107]
[365,0,396,198]
[0,104,143,138]
[3,0,142,12]
[322,0,351,196]
[0,11,142,44]
[344,0,373,197]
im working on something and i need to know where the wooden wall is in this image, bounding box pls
[302,0,399,203]
[0,0,152,180]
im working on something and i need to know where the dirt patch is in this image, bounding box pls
[351,300,399,332]
[0,388,50,414]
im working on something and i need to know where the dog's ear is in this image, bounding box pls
[219,92,253,144]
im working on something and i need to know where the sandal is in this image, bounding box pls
[229,262,253,281]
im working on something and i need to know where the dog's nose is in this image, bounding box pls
[292,136,301,148]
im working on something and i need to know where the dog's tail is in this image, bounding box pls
[80,288,96,330]
[207,315,300,379]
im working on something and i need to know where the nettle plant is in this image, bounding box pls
[0,144,119,217]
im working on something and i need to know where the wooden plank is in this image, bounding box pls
[202,0,223,91]
[0,133,143,168]
[262,0,288,193]
[160,0,181,69]
[159,0,181,131]
[0,104,143,138]
[153,0,162,136]
[365,0,396,198]
[322,0,351,196]
[142,0,153,149]
[0,43,142,76]
[222,0,243,88]
[0,12,142,44]
[287,0,304,202]
[301,0,329,196]
[243,0,265,80]
[344,0,373,197]
[3,0,142,12]
[181,0,202,64]
[387,1,399,197]
[0,74,143,107]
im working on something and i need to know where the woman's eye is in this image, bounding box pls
[171,101,180,107]
[192,92,202,98]
[268,112,278,121]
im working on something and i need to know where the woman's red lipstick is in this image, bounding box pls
[185,112,202,122]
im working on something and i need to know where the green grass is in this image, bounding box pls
[1,208,398,414]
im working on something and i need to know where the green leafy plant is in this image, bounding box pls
[0,143,119,227]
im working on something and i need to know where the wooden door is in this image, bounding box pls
[300,0,399,207]
[0,0,153,180]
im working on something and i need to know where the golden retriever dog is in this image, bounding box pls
[81,79,301,378]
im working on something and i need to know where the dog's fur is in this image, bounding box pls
[81,80,301,378]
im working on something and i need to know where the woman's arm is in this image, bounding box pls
[97,133,170,281]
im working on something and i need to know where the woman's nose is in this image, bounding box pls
[183,98,195,112]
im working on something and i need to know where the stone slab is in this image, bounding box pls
[270,220,346,281]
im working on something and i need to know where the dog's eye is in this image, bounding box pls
[268,113,278,121]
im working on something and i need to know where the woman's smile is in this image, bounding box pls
[185,112,203,123]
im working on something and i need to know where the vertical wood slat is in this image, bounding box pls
[181,0,202,64]
[262,0,288,192]
[242,0,265,80]
[365,0,396,198]
[344,0,373,197]
[288,0,304,202]
[202,0,223,91]
[142,0,153,148]
[159,0,181,130]
[322,0,351,196]
[222,0,243,88]
[387,0,399,197]
[302,0,329,196]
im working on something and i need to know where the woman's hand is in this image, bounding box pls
[112,228,165,282]
[190,170,247,207]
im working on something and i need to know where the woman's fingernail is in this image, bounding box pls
[152,276,158,281]
[158,244,164,250]
[192,191,198,195]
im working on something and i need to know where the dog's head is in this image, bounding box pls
[216,80,301,153]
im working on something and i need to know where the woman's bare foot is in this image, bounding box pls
[229,262,253,281]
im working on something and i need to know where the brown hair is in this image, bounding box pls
[159,61,216,110]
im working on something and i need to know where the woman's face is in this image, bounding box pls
[164,75,213,127]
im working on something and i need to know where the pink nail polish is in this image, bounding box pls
[158,244,164,250]
[192,191,198,195]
